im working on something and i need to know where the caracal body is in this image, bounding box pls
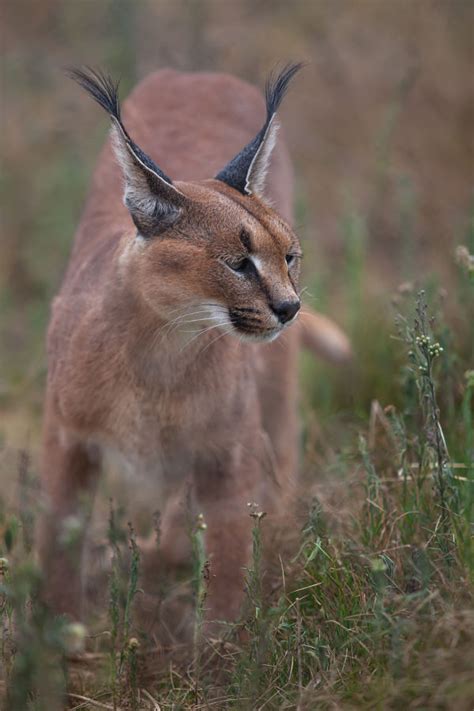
[40,67,350,624]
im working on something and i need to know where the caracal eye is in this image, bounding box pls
[227,257,251,273]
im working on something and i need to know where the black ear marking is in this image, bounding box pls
[239,228,253,251]
[215,62,303,197]
[67,67,175,187]
[68,66,187,237]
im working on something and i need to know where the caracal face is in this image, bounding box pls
[124,179,302,343]
[68,65,303,345]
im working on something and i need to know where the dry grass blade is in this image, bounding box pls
[141,688,162,710]
[68,692,119,710]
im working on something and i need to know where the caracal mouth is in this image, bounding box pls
[229,311,299,344]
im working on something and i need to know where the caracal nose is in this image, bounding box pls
[271,299,301,324]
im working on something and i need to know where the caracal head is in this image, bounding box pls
[69,64,303,342]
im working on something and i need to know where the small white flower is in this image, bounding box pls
[61,622,87,655]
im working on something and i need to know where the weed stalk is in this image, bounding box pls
[190,512,208,699]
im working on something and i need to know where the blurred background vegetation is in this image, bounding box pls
[1,2,473,708]
[1,0,473,440]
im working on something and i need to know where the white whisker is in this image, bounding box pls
[157,307,227,344]
[299,286,315,301]
[179,321,226,353]
[197,325,234,357]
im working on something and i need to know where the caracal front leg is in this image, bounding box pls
[194,450,260,626]
[39,418,101,619]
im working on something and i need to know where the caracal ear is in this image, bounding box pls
[215,62,303,199]
[68,67,188,237]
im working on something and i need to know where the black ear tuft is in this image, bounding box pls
[68,66,174,187]
[215,62,304,197]
[67,66,122,123]
[264,62,304,120]
[68,66,190,237]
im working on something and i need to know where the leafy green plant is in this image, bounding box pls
[1,262,472,710]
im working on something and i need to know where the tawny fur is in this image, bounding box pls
[39,69,349,627]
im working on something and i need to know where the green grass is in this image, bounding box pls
[1,1,472,706]
[1,255,472,709]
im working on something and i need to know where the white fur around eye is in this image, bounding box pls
[249,255,263,273]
